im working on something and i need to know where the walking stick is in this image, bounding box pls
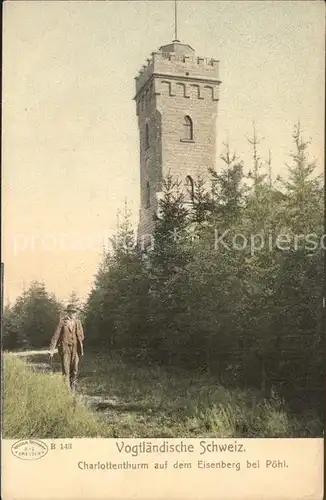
[49,353,54,374]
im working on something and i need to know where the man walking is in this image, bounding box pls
[49,304,84,392]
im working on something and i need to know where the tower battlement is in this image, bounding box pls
[135,43,220,98]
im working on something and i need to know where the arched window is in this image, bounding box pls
[145,123,150,149]
[183,116,193,141]
[185,175,194,202]
[145,181,151,208]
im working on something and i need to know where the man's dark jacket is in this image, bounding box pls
[49,317,84,356]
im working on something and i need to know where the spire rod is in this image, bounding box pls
[173,0,180,42]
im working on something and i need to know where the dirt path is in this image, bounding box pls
[10,349,132,414]
[11,349,56,357]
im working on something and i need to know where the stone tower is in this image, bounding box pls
[134,40,221,240]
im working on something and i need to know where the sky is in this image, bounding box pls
[2,0,325,305]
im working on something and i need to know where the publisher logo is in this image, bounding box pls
[11,439,48,460]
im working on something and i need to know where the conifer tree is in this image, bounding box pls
[3,281,62,349]
[209,141,245,229]
[282,121,323,235]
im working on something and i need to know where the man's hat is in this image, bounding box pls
[66,303,78,313]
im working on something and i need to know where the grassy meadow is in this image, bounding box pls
[2,350,322,439]
[3,352,107,439]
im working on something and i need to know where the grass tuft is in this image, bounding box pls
[3,352,109,438]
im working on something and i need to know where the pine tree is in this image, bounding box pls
[150,174,191,278]
[84,203,149,354]
[209,141,245,228]
[282,121,323,235]
[3,281,62,350]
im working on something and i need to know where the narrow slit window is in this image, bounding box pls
[145,123,150,149]
[185,175,195,202]
[145,181,151,208]
[183,116,193,141]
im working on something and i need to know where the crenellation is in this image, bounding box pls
[135,47,220,98]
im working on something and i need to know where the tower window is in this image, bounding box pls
[145,123,150,149]
[182,115,193,141]
[185,175,195,202]
[145,180,151,208]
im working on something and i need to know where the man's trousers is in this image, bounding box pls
[59,344,79,392]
